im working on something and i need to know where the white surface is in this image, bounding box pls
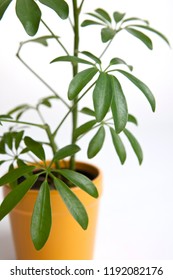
[0,0,173,260]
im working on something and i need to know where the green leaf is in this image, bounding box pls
[101,27,116,43]
[68,67,98,100]
[24,136,45,161]
[14,130,24,150]
[31,181,52,250]
[117,69,156,112]
[0,160,5,166]
[16,0,41,36]
[86,12,108,24]
[110,127,126,164]
[0,175,37,221]
[0,165,35,186]
[87,126,105,159]
[110,57,133,71]
[4,132,13,150]
[26,35,59,47]
[53,144,80,161]
[128,114,138,125]
[74,120,96,140]
[95,8,112,23]
[109,75,128,133]
[113,12,126,23]
[54,177,88,230]
[80,107,95,117]
[124,128,143,164]
[81,51,101,65]
[0,139,6,154]
[125,27,153,50]
[0,0,12,20]
[39,0,69,20]
[7,104,29,115]
[93,72,112,122]
[122,17,149,25]
[51,55,95,66]
[0,114,12,119]
[81,19,103,27]
[129,24,170,46]
[57,169,98,198]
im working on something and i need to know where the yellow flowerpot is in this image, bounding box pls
[3,161,102,260]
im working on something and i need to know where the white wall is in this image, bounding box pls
[0,0,173,259]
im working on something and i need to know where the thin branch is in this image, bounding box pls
[53,80,97,137]
[0,118,46,129]
[16,50,70,109]
[41,19,70,55]
[79,0,85,12]
[99,39,114,59]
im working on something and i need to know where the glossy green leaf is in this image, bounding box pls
[0,175,37,221]
[81,51,101,65]
[53,144,80,161]
[80,107,95,117]
[129,24,170,46]
[101,27,116,43]
[24,136,45,161]
[117,70,156,112]
[81,19,103,27]
[93,72,112,122]
[125,27,153,49]
[87,126,105,159]
[57,169,98,198]
[16,0,41,36]
[68,67,98,100]
[95,8,111,23]
[0,165,35,186]
[124,128,143,164]
[74,120,96,140]
[15,130,24,150]
[0,0,12,19]
[31,181,52,250]
[110,57,133,71]
[128,114,138,125]
[54,177,88,230]
[110,127,126,164]
[39,0,68,19]
[51,55,94,66]
[113,12,126,23]
[109,75,128,133]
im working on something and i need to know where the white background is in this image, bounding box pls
[0,0,173,260]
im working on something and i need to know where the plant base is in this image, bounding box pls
[3,161,102,260]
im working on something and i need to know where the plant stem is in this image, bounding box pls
[99,39,114,59]
[70,0,80,170]
[41,19,70,55]
[45,124,60,168]
[0,118,46,129]
[16,45,70,109]
[53,80,96,137]
[79,0,85,12]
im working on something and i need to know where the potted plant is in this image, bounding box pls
[0,0,169,260]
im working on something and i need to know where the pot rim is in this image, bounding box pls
[5,160,102,195]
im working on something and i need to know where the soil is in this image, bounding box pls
[18,168,96,190]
